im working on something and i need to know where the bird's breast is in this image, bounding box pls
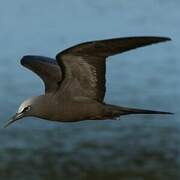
[48,98,104,122]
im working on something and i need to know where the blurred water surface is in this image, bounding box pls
[0,0,179,179]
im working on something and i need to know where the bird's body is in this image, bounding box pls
[28,95,104,122]
[5,36,172,127]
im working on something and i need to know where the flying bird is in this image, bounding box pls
[5,36,172,128]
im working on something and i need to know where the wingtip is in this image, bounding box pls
[20,55,31,65]
[165,112,174,115]
[158,111,174,115]
[161,37,172,42]
[149,36,172,43]
[140,36,172,43]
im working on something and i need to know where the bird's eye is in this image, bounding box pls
[22,106,31,112]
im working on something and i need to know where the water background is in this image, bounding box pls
[0,0,179,179]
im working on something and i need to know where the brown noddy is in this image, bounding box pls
[4,36,173,127]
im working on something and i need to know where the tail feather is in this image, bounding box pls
[119,107,173,115]
[105,104,173,118]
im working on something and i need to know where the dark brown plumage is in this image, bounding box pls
[5,36,172,128]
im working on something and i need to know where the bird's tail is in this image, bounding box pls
[104,104,173,119]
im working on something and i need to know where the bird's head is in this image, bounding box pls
[4,96,45,128]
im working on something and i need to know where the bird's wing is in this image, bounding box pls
[56,36,171,102]
[21,55,62,93]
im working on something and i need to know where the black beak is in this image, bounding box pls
[4,113,24,128]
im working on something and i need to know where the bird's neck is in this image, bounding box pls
[32,94,55,120]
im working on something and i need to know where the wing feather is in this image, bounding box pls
[55,36,170,101]
[21,55,62,93]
